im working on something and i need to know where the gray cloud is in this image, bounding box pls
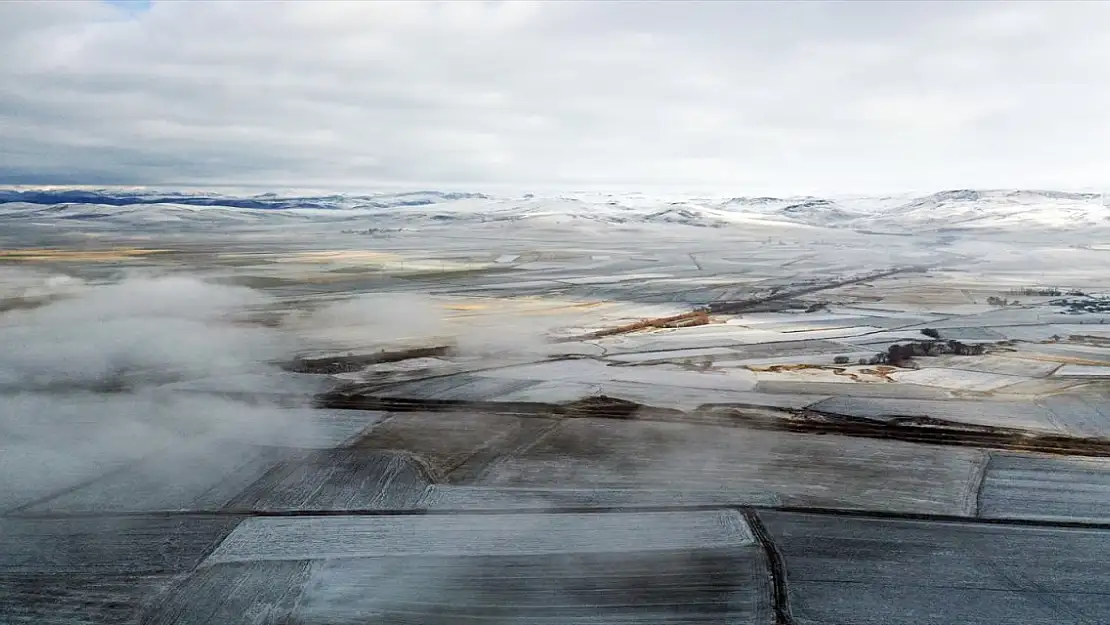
[1,0,1109,193]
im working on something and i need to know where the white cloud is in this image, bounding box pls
[1,0,1109,193]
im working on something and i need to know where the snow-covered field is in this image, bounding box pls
[10,186,1110,624]
[6,185,1110,486]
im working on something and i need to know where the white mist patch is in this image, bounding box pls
[284,292,450,352]
[448,308,573,358]
[288,292,575,359]
[0,272,317,512]
[1,275,286,389]
[0,266,85,298]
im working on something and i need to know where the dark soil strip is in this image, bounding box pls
[318,393,686,421]
[707,266,925,315]
[17,502,1110,531]
[284,345,452,374]
[769,410,1110,459]
[743,509,796,625]
[319,390,1110,459]
[556,310,710,342]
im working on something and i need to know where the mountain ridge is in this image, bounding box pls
[1,188,1106,232]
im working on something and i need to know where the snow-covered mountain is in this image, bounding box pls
[1,187,1106,232]
[858,190,1107,231]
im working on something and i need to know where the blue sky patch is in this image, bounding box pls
[102,0,152,13]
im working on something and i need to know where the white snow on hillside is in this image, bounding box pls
[0,188,1107,233]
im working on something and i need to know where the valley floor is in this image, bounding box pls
[5,216,1110,624]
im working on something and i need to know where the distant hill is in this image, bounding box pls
[1,187,1105,232]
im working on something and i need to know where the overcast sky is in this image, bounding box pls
[2,1,1109,194]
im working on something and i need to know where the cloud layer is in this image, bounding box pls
[2,1,1109,193]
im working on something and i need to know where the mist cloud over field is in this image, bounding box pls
[0,271,317,511]
[0,268,584,512]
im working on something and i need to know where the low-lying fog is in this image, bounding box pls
[1,267,560,512]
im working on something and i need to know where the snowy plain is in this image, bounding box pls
[6,186,1110,624]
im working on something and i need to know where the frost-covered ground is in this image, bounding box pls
[6,187,1110,624]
